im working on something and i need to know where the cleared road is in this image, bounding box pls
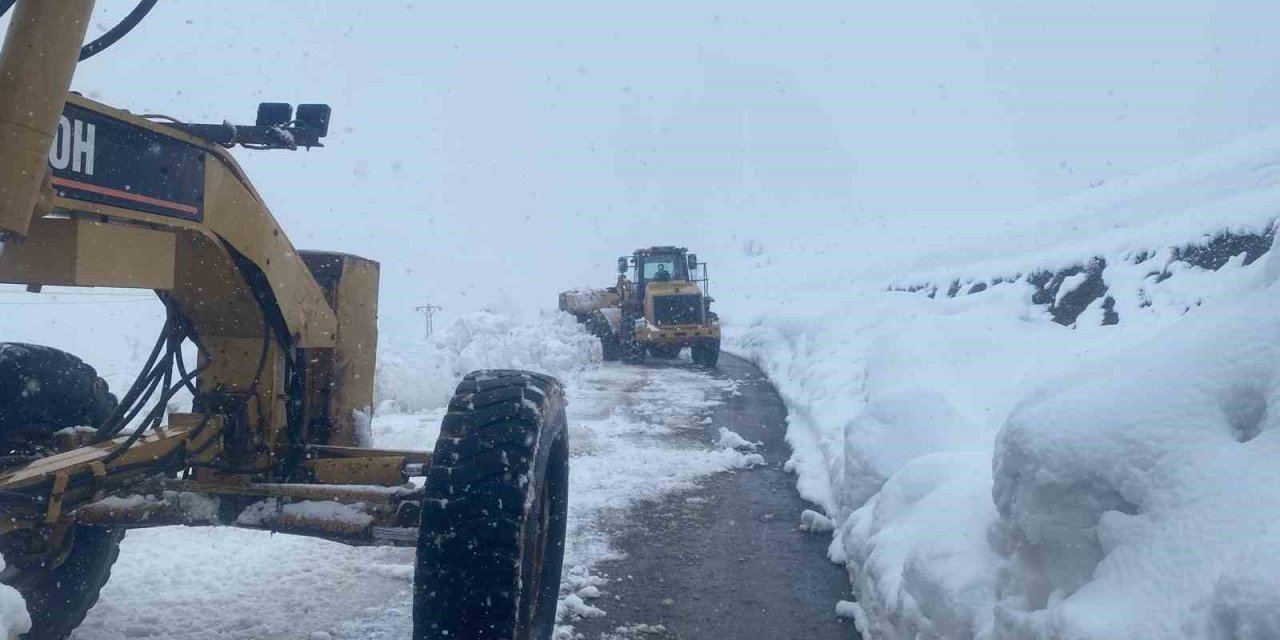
[569,355,859,640]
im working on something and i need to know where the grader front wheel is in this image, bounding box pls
[0,344,124,640]
[414,370,570,640]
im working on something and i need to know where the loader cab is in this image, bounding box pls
[630,247,693,286]
[623,247,691,303]
[641,255,684,282]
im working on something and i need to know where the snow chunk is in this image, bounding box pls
[171,491,220,522]
[559,593,606,620]
[282,501,375,528]
[1053,272,1089,306]
[715,427,760,451]
[835,601,869,634]
[351,406,373,448]
[234,499,280,527]
[93,494,150,511]
[53,425,97,437]
[799,509,834,533]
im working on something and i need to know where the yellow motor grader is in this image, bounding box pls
[0,2,568,639]
[559,246,720,366]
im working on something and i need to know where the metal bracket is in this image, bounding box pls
[44,471,69,524]
[88,461,107,501]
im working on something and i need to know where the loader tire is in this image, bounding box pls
[691,337,721,367]
[586,312,621,362]
[622,339,646,364]
[415,370,569,640]
[0,343,122,640]
[647,345,680,359]
[600,334,622,362]
[619,307,646,365]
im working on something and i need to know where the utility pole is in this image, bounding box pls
[414,304,442,339]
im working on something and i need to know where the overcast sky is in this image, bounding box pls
[6,0,1280,340]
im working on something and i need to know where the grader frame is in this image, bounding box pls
[0,1,418,546]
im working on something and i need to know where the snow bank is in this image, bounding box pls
[0,573,27,640]
[720,127,1280,639]
[993,269,1280,639]
[374,310,599,413]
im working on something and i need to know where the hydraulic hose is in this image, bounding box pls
[78,0,158,61]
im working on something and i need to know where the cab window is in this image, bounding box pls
[642,258,678,281]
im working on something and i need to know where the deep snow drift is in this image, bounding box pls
[718,127,1280,639]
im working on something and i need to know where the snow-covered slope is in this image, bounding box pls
[718,126,1280,639]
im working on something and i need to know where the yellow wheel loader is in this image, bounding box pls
[0,3,567,638]
[560,246,720,366]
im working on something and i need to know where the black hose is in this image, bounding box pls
[94,303,173,440]
[185,412,218,458]
[279,347,306,480]
[101,364,205,465]
[108,312,270,468]
[110,364,169,436]
[174,343,199,396]
[78,0,158,62]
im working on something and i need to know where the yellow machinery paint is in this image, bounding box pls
[560,245,722,366]
[0,3,570,638]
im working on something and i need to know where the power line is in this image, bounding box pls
[414,304,443,339]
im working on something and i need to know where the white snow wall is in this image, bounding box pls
[721,128,1280,639]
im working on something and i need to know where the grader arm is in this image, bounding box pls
[0,0,379,524]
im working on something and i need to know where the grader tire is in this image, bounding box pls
[691,337,721,367]
[0,343,123,640]
[414,370,569,640]
[9,526,124,640]
[0,343,116,456]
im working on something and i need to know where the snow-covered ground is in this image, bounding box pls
[55,312,760,639]
[716,127,1280,639]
